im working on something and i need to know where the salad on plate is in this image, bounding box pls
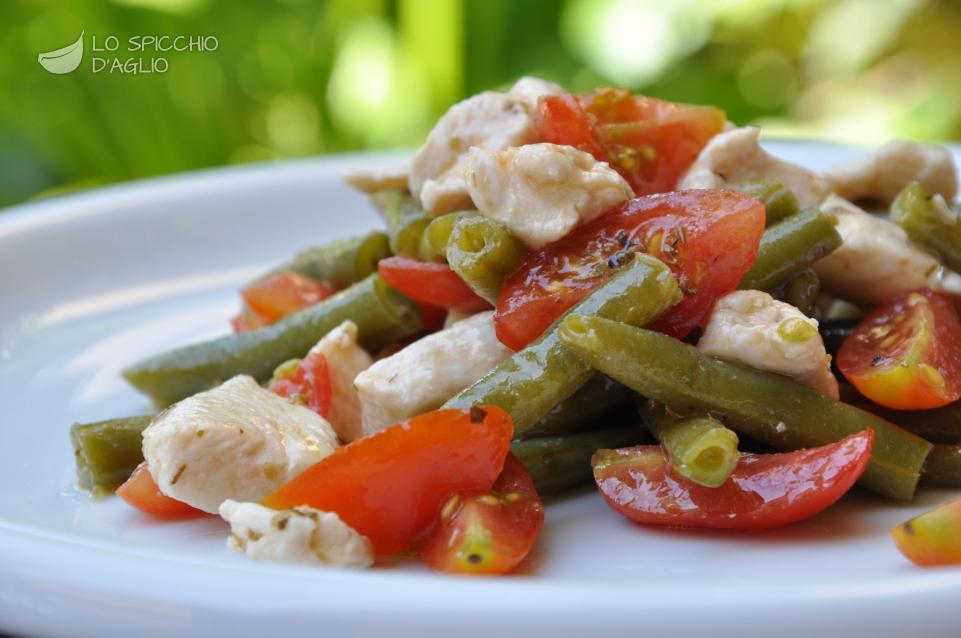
[70,76,961,575]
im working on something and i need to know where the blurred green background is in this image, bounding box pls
[2,0,961,208]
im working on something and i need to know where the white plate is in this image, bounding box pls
[2,143,961,638]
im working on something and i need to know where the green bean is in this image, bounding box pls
[424,210,478,259]
[124,274,421,407]
[891,182,961,273]
[446,216,527,304]
[512,426,648,497]
[71,416,152,496]
[557,314,933,500]
[371,190,431,258]
[774,268,821,316]
[640,401,739,487]
[738,208,842,292]
[444,254,680,437]
[523,374,633,438]
[920,444,961,487]
[819,319,858,357]
[860,401,961,445]
[736,180,800,227]
[272,231,391,290]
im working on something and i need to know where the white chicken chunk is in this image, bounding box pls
[698,291,839,398]
[812,195,961,308]
[306,321,373,443]
[354,311,513,435]
[678,127,830,208]
[220,500,373,569]
[465,143,633,248]
[341,164,408,194]
[143,375,339,513]
[827,140,958,206]
[408,76,562,216]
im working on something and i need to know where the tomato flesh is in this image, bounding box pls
[592,430,873,531]
[262,406,513,555]
[536,88,726,195]
[837,289,961,410]
[494,190,765,349]
[117,463,204,518]
[232,272,334,332]
[419,454,544,576]
[378,256,490,313]
[269,351,333,419]
[892,499,961,566]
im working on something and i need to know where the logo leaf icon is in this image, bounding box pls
[38,32,84,75]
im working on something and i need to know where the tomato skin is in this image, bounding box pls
[378,256,490,313]
[117,463,205,518]
[420,454,544,576]
[231,272,334,332]
[536,88,726,195]
[892,499,961,567]
[269,351,333,419]
[230,306,268,333]
[262,406,514,555]
[837,289,961,410]
[494,190,765,349]
[592,430,873,531]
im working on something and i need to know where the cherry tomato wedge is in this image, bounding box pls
[231,272,334,333]
[117,462,205,518]
[494,190,765,349]
[592,430,873,531]
[230,306,268,333]
[891,498,961,567]
[419,453,544,576]
[378,256,490,313]
[536,88,726,195]
[837,289,961,410]
[269,351,333,419]
[262,406,513,555]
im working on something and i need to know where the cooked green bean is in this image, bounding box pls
[774,268,821,316]
[920,444,961,487]
[861,401,961,445]
[71,416,152,496]
[738,208,842,292]
[737,180,800,227]
[557,314,933,500]
[819,319,858,357]
[512,426,648,497]
[524,374,633,438]
[371,190,431,258]
[444,254,680,437]
[424,210,478,259]
[891,182,961,273]
[272,231,391,290]
[640,401,739,487]
[124,274,421,407]
[446,216,526,304]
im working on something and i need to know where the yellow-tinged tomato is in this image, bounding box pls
[892,499,961,566]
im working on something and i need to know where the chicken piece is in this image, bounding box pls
[306,321,373,443]
[408,76,563,216]
[354,311,513,435]
[812,195,961,308]
[143,375,339,513]
[341,164,409,195]
[465,143,633,248]
[827,140,958,206]
[220,500,373,568]
[678,127,830,208]
[698,290,839,398]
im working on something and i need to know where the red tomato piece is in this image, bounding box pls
[536,88,726,195]
[262,406,514,555]
[592,430,874,531]
[269,351,333,419]
[230,305,268,333]
[416,302,449,332]
[837,289,961,410]
[494,190,765,349]
[419,454,544,576]
[236,272,334,328]
[117,462,205,518]
[891,498,961,567]
[378,256,490,313]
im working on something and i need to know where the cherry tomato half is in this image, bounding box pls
[269,350,333,419]
[117,462,205,518]
[592,430,874,531]
[419,454,544,576]
[837,289,961,410]
[891,498,961,567]
[494,190,765,349]
[536,88,726,195]
[262,406,514,555]
[378,256,490,313]
[231,272,335,332]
